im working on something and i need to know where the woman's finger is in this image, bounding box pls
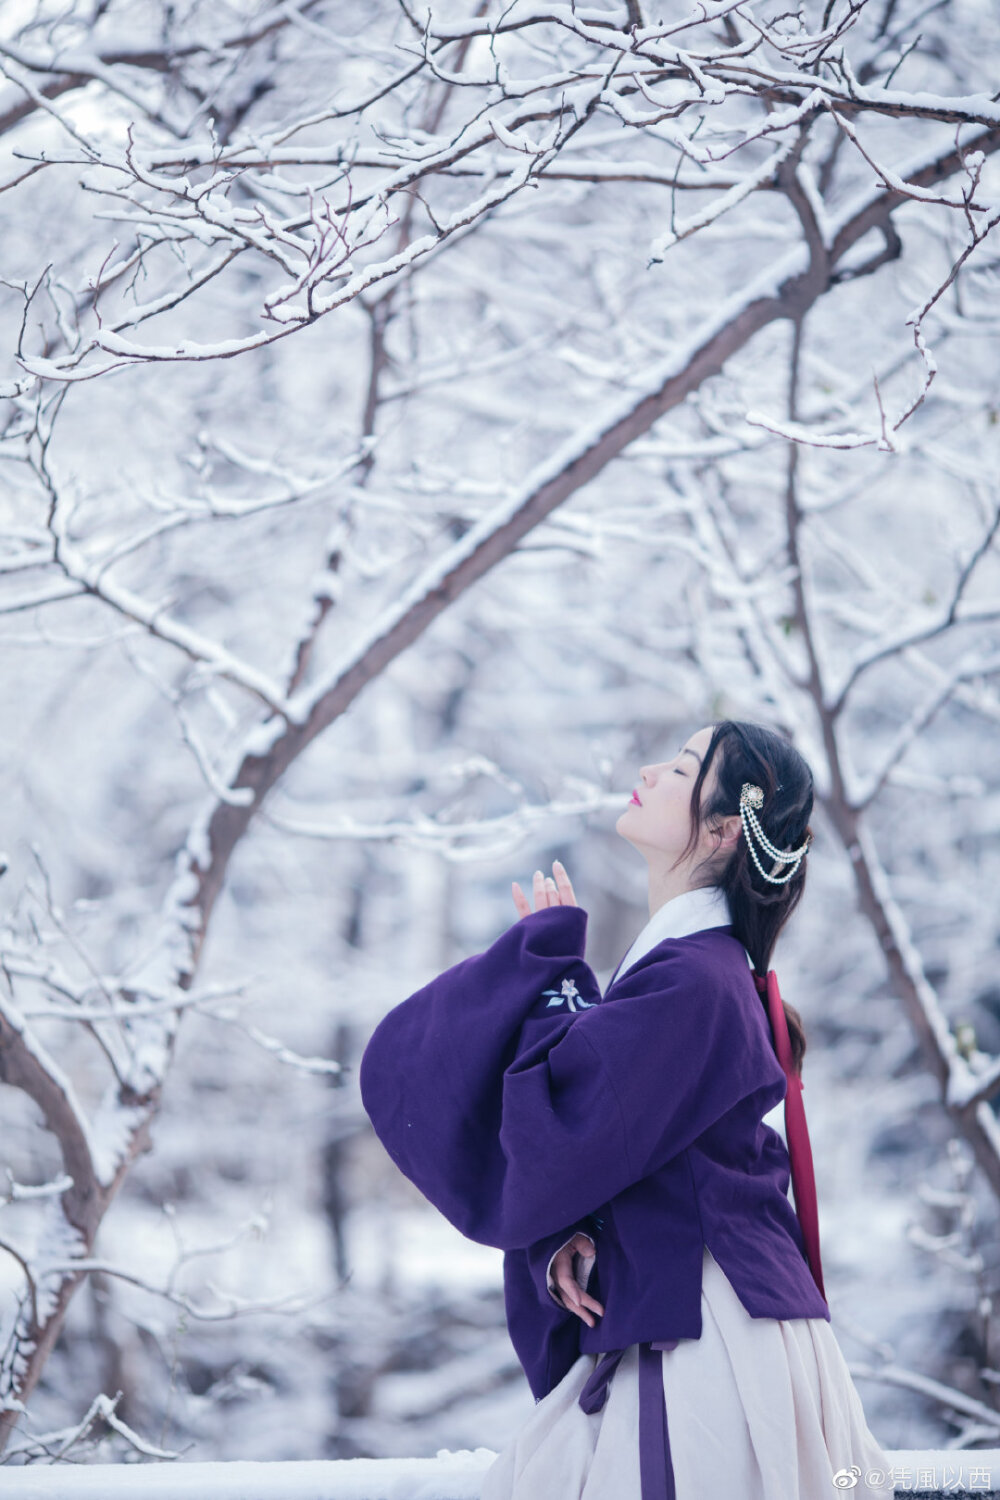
[532,869,549,910]
[552,1266,579,1305]
[511,881,532,919]
[545,875,559,906]
[556,1279,596,1327]
[575,1288,605,1319]
[551,1248,579,1295]
[553,1268,591,1324]
[552,859,577,906]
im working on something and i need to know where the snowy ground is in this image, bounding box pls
[1,1450,999,1498]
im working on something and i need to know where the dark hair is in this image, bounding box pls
[676,719,814,1077]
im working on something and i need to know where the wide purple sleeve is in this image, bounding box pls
[361,910,767,1250]
[358,905,599,1243]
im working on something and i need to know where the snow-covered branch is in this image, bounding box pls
[827,506,1000,718]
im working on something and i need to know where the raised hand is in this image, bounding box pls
[512,860,577,919]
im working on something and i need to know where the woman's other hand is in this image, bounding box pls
[550,1232,603,1327]
[512,860,577,919]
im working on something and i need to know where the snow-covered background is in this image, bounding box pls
[1,0,999,1470]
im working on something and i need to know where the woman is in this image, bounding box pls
[360,719,895,1498]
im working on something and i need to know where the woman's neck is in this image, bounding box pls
[646,866,704,920]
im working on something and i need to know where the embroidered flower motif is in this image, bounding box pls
[540,978,595,1013]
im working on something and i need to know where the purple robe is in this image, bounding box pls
[359,905,830,1401]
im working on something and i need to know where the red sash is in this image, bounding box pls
[753,969,826,1302]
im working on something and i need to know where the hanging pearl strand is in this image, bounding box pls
[739,783,812,886]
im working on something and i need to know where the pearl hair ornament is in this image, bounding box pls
[739,782,812,885]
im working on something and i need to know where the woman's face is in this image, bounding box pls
[615,724,719,865]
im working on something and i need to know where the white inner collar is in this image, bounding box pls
[614,885,749,982]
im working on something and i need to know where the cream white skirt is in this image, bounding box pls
[481,1245,895,1500]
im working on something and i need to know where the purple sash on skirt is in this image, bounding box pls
[578,1339,680,1499]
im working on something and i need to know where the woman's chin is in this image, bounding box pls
[615,811,638,841]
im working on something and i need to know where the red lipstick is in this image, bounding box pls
[630,789,642,806]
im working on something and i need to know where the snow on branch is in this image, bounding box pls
[649,131,804,260]
[0,991,100,1194]
[16,427,294,716]
[204,1010,345,1079]
[261,782,624,862]
[826,505,1000,717]
[3,0,999,391]
[855,650,1000,811]
[32,1253,318,1323]
[850,821,1000,1179]
[3,1390,182,1464]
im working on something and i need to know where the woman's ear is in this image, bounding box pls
[707,813,742,852]
[718,813,742,850]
